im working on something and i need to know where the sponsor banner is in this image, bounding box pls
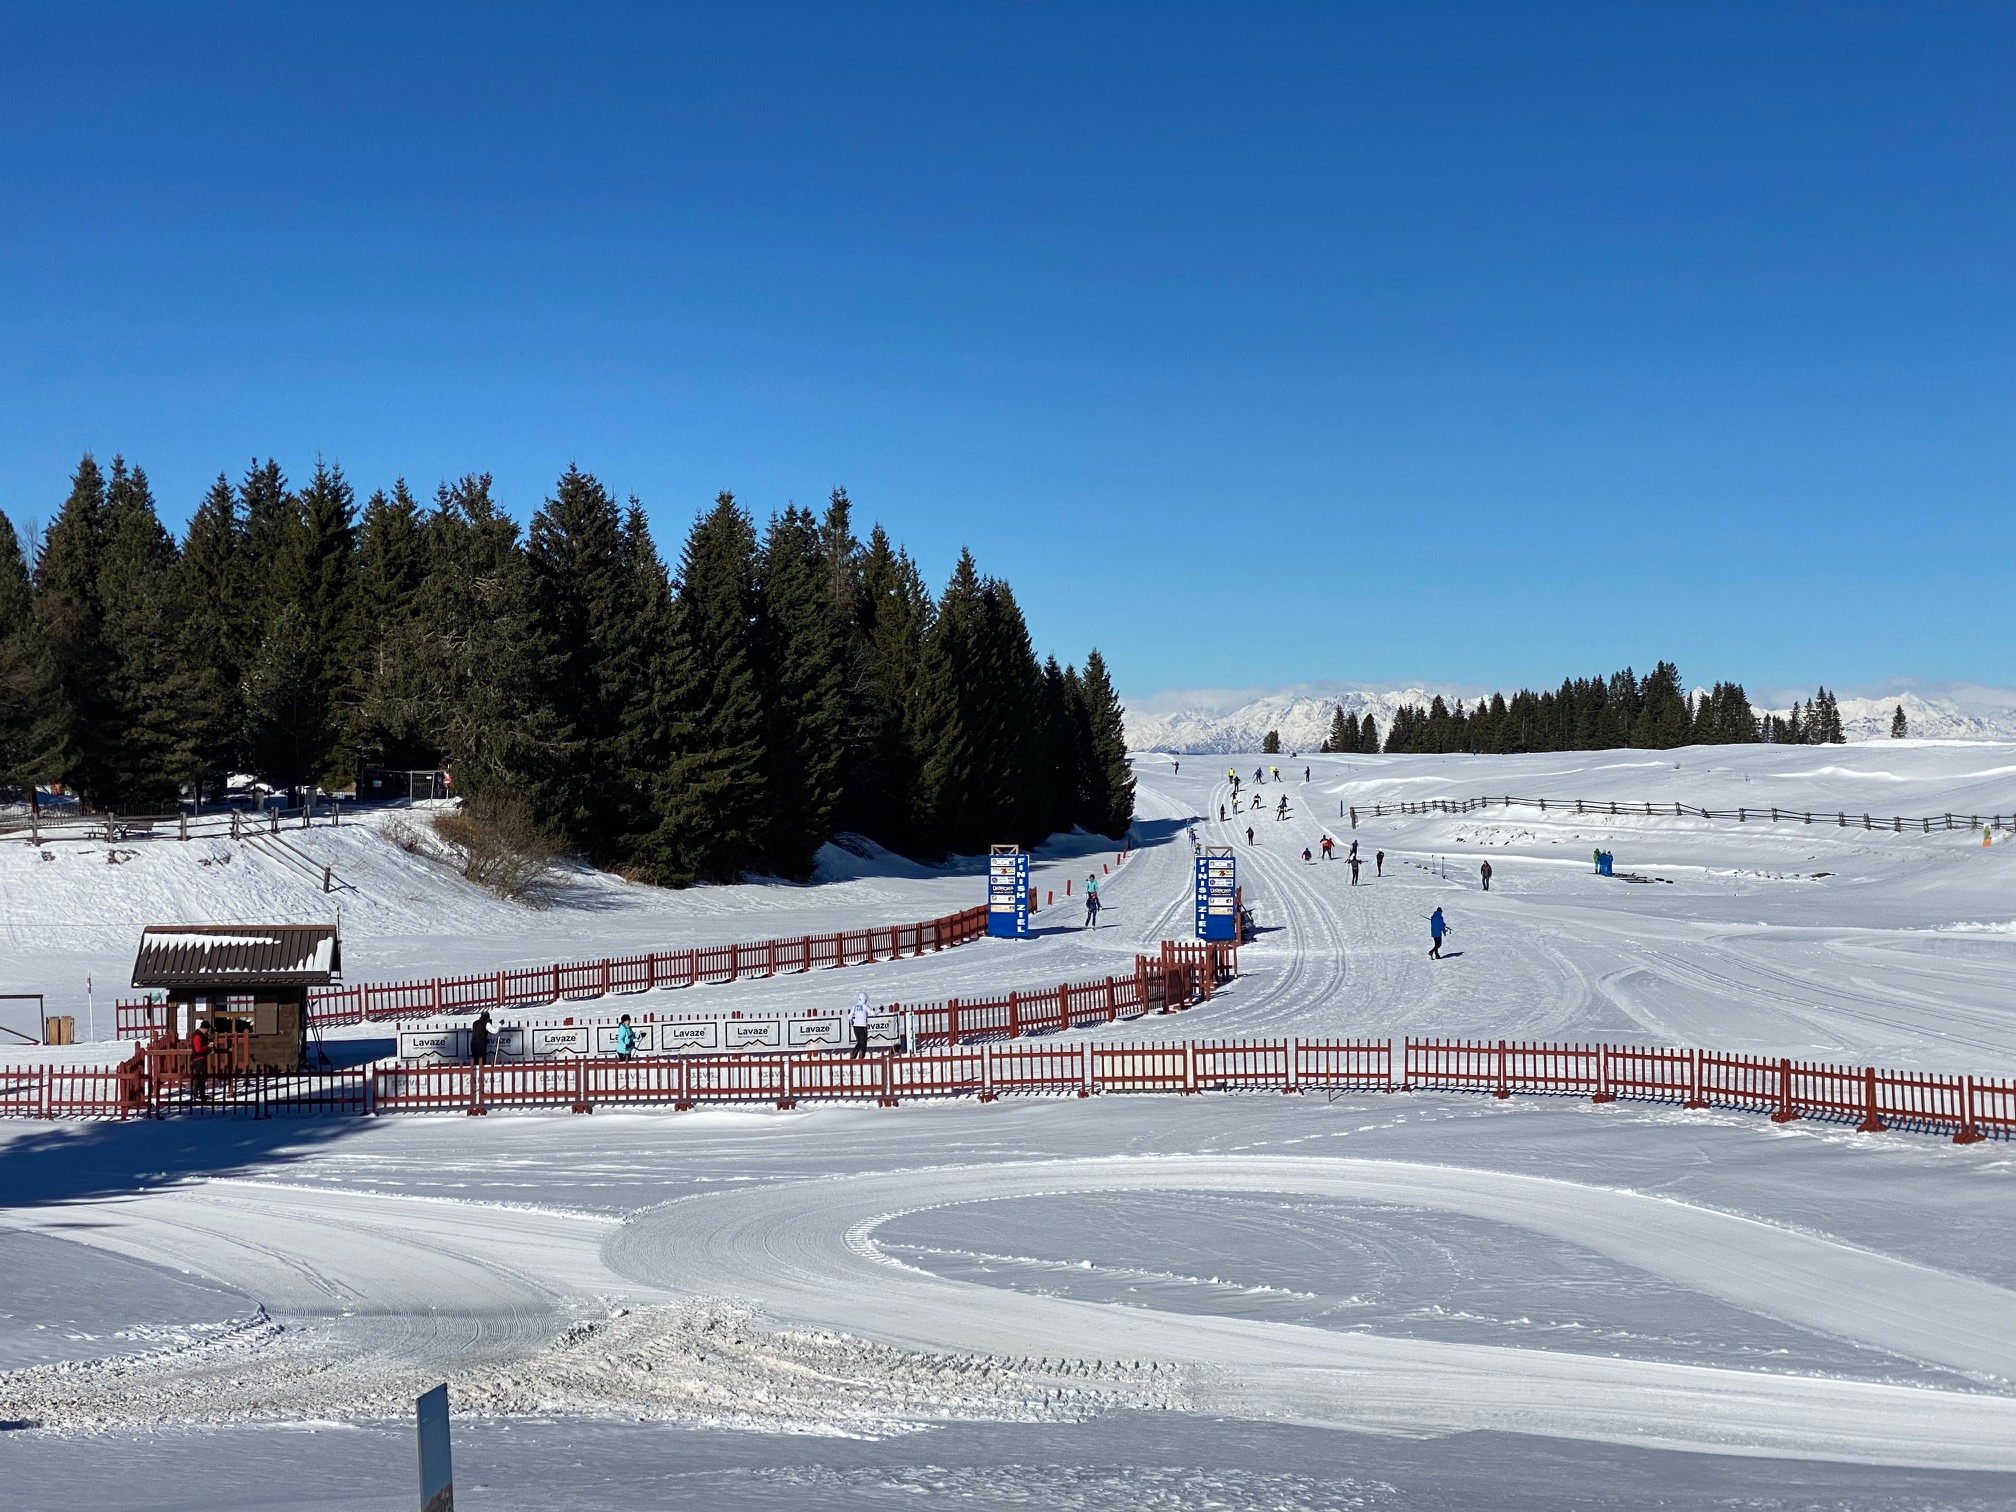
[725,1019,783,1050]
[398,1026,526,1063]
[658,1021,720,1052]
[593,1021,657,1055]
[530,1025,591,1057]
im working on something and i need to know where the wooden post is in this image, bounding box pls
[1686,1048,1707,1109]
[1494,1040,1509,1099]
[1592,1043,1615,1103]
[1771,1058,1799,1122]
[1954,1077,1983,1144]
[1857,1066,1884,1133]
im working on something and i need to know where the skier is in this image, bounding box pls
[1349,854,1360,885]
[1174,760,1180,775]
[1276,796,1288,821]
[1219,804,1226,822]
[1348,838,1358,861]
[615,1013,637,1059]
[849,993,872,1058]
[1592,847,1602,875]
[1302,847,1312,863]
[1480,860,1492,892]
[1304,766,1310,782]
[469,1010,492,1067]
[1246,826,1255,844]
[1255,767,1264,783]
[1320,835,1334,860]
[1085,886,1103,927]
[1429,906,1448,959]
[1376,849,1384,876]
[1270,765,1279,782]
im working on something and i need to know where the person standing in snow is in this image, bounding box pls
[187,1019,212,1102]
[1320,835,1334,860]
[1304,766,1310,782]
[1246,826,1255,845]
[1173,760,1180,775]
[1480,860,1492,892]
[1348,838,1358,861]
[615,1014,637,1060]
[1429,907,1448,959]
[1349,854,1360,885]
[1302,847,1313,863]
[1219,804,1226,822]
[1592,847,1602,874]
[1375,849,1385,876]
[469,1010,492,1066]
[849,993,872,1058]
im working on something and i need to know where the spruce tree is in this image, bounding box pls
[1891,703,1907,739]
[527,466,664,858]
[95,459,185,807]
[757,505,848,879]
[0,511,68,802]
[175,475,247,797]
[1360,713,1379,753]
[351,481,433,773]
[847,525,930,851]
[1038,655,1081,834]
[35,455,112,804]
[1076,648,1133,839]
[405,475,577,807]
[1262,728,1281,755]
[248,460,357,790]
[1321,704,1351,754]
[643,494,769,884]
[911,551,987,854]
[1632,662,1691,749]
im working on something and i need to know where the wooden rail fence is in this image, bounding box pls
[1346,794,2016,834]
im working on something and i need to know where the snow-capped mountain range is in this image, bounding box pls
[1123,680,2016,753]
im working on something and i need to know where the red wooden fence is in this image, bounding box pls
[116,905,993,1038]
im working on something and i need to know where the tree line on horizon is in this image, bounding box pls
[0,455,1134,884]
[1315,664,1849,755]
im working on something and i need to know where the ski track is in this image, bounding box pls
[607,1153,2016,1469]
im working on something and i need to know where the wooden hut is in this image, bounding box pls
[130,924,341,1074]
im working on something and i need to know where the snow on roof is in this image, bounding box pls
[132,924,341,988]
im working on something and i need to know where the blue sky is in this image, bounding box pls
[0,3,2008,701]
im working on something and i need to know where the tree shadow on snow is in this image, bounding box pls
[0,1112,373,1211]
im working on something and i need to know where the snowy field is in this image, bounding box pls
[5,743,2016,1509]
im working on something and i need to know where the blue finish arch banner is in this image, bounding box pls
[987,848,1030,938]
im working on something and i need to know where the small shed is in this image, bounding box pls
[131,924,341,1073]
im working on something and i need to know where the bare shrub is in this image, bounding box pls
[431,795,563,905]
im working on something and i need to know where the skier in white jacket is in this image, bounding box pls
[849,993,872,1058]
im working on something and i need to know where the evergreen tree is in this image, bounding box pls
[846,525,931,850]
[911,551,987,855]
[403,475,577,807]
[33,455,114,804]
[248,460,357,790]
[1262,728,1281,754]
[642,494,768,884]
[527,466,666,859]
[0,511,68,802]
[1359,712,1378,752]
[1076,648,1133,839]
[1631,661,1691,749]
[1321,704,1353,754]
[757,504,848,879]
[1891,703,1907,739]
[95,459,185,807]
[175,475,248,796]
[1037,655,1081,834]
[351,481,433,772]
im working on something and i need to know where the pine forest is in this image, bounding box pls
[0,456,1135,885]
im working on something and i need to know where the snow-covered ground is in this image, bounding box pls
[6,743,2016,1509]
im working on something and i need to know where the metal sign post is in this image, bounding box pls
[1196,846,1237,941]
[417,1383,453,1512]
[986,845,1031,939]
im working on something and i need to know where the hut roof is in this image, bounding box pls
[132,924,341,989]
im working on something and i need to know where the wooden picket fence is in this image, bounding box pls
[9,1021,2012,1146]
[116,904,994,1038]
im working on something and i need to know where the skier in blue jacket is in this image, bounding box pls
[1429,907,1448,959]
